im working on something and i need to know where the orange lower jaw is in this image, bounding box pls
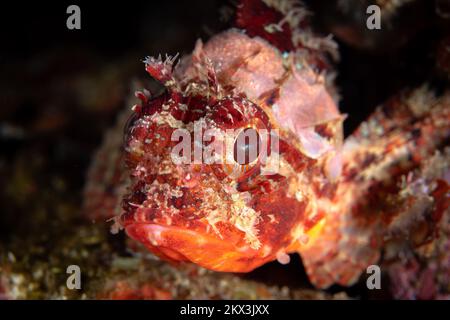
[125,223,275,272]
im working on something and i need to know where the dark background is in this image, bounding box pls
[1,0,447,128]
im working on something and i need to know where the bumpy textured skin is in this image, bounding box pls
[385,147,450,299]
[83,0,450,289]
[300,86,449,287]
[119,0,346,279]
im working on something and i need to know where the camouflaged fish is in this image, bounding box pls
[83,0,450,289]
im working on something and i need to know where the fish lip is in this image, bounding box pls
[124,222,193,262]
[123,222,270,272]
[125,222,193,238]
[124,222,217,250]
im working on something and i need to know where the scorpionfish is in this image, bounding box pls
[84,0,450,289]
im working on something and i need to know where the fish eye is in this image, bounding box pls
[233,127,261,166]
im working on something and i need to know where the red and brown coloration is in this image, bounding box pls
[84,0,450,289]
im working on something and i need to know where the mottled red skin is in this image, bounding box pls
[122,2,449,288]
[236,0,295,52]
[120,12,344,275]
[84,0,450,289]
[387,170,450,299]
[120,67,314,271]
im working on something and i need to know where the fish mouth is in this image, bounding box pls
[124,223,274,272]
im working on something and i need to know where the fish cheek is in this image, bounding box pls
[250,185,307,250]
